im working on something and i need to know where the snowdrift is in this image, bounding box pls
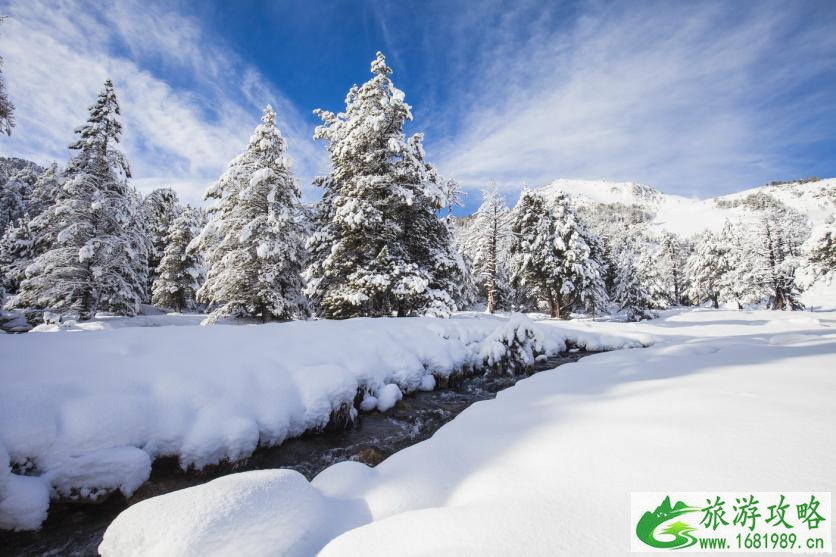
[100,309,836,556]
[0,313,650,530]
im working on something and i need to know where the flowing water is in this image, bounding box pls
[1,352,587,556]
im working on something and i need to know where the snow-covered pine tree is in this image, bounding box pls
[747,207,808,310]
[460,188,512,313]
[440,178,476,310]
[580,229,611,315]
[686,230,729,308]
[27,163,63,219]
[715,221,757,308]
[0,166,36,235]
[192,105,308,324]
[0,166,64,295]
[0,18,14,136]
[657,232,689,306]
[509,189,605,318]
[0,216,33,293]
[797,220,835,288]
[552,192,608,315]
[152,206,204,312]
[613,244,656,321]
[142,187,181,296]
[636,239,670,310]
[304,52,462,318]
[807,221,836,272]
[10,80,148,319]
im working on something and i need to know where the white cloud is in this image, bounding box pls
[431,1,836,198]
[0,0,324,206]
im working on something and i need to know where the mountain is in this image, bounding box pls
[538,177,835,237]
[0,156,44,183]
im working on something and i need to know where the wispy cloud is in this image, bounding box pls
[0,0,325,205]
[426,0,836,198]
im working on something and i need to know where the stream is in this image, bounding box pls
[1,351,587,556]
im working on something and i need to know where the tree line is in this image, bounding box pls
[0,52,833,326]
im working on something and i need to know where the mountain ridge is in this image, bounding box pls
[538,177,835,237]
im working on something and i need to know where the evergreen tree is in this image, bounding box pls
[0,166,36,235]
[142,187,181,296]
[797,221,835,289]
[636,241,670,309]
[806,221,836,273]
[459,188,512,313]
[10,80,148,319]
[657,232,688,305]
[686,231,729,308]
[304,52,462,318]
[193,105,308,324]
[152,206,204,312]
[509,189,605,318]
[716,221,756,308]
[747,207,808,310]
[0,216,33,293]
[613,244,656,321]
[0,18,14,136]
[27,163,63,219]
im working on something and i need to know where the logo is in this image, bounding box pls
[631,492,832,553]
[636,496,701,549]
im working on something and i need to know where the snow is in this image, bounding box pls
[0,474,50,531]
[0,312,648,530]
[801,277,836,310]
[100,469,370,557]
[100,308,835,555]
[373,384,403,412]
[540,177,835,237]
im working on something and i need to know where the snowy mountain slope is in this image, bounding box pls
[539,177,836,237]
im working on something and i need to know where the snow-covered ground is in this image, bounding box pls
[0,313,649,531]
[99,308,836,556]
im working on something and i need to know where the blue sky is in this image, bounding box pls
[1,0,835,214]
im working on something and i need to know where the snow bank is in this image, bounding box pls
[101,309,835,555]
[100,469,370,557]
[0,313,648,530]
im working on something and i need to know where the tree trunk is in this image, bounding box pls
[547,290,559,318]
[711,294,719,309]
[773,287,785,311]
[262,305,273,323]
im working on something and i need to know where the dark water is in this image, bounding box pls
[0,352,586,556]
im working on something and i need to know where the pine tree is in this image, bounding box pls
[613,244,656,321]
[142,187,181,296]
[806,222,835,272]
[0,166,35,235]
[27,163,63,219]
[152,206,204,312]
[304,52,462,318]
[192,105,308,324]
[715,221,756,308]
[797,221,835,289]
[0,216,33,293]
[460,188,512,313]
[686,231,729,308]
[657,232,688,305]
[10,80,148,319]
[747,207,808,310]
[509,189,605,318]
[0,18,14,136]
